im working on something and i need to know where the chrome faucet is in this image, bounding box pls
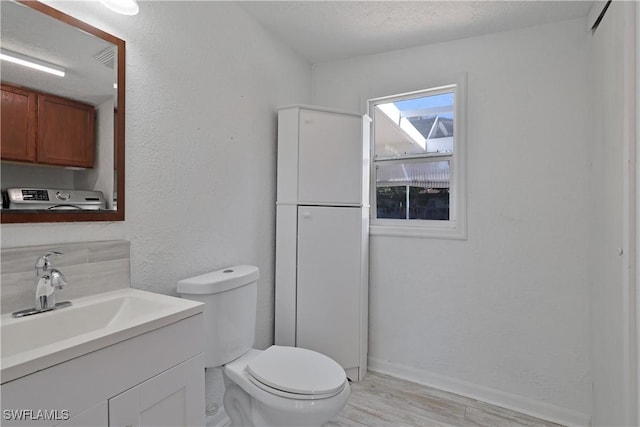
[11,252,71,318]
[35,252,68,310]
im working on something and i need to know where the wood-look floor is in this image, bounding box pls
[327,372,564,427]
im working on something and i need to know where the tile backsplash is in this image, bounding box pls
[1,240,130,314]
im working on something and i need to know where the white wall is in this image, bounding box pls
[312,19,592,424]
[0,163,74,189]
[74,99,115,208]
[589,2,638,425]
[0,1,312,351]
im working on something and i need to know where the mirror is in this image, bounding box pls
[1,0,125,223]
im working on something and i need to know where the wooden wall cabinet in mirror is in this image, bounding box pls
[37,91,96,168]
[1,83,37,163]
[2,82,96,168]
[0,0,125,223]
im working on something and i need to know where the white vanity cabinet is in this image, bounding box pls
[0,313,205,427]
[108,355,203,427]
[55,403,107,427]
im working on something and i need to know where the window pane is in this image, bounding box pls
[409,186,449,220]
[375,160,450,220]
[374,92,454,158]
[376,186,406,219]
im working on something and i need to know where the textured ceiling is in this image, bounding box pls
[239,1,594,63]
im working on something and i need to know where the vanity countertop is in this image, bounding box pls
[0,288,204,384]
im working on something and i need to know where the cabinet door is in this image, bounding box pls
[38,94,95,168]
[296,206,362,370]
[298,109,363,205]
[55,402,108,427]
[108,354,204,427]
[1,83,36,162]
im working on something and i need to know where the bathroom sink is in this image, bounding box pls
[1,289,203,383]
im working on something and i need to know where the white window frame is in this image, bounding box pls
[368,75,467,239]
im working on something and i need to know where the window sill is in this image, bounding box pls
[369,223,467,240]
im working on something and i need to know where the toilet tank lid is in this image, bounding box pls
[177,265,259,295]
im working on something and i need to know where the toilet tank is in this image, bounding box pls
[177,265,259,368]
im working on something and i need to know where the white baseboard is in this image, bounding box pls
[368,357,592,427]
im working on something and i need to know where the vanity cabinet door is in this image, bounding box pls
[108,354,204,427]
[56,402,108,427]
[1,83,37,162]
[37,93,95,168]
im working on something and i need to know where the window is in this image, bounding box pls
[369,78,466,239]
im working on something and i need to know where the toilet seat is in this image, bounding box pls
[246,346,347,400]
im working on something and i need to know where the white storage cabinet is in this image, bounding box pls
[275,105,369,382]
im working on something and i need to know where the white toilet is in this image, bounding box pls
[177,265,350,427]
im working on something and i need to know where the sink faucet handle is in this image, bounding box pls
[50,269,67,290]
[35,251,64,272]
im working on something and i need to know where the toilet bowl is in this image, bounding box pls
[223,347,350,427]
[177,266,350,427]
